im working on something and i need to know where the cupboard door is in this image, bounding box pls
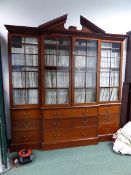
[44,37,70,105]
[74,39,97,104]
[100,42,121,102]
[11,36,39,105]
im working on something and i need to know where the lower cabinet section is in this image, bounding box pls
[10,104,121,151]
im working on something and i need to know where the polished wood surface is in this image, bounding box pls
[6,15,126,151]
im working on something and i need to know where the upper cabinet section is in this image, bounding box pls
[5,14,127,107]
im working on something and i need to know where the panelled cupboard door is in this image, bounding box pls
[73,38,98,105]
[43,37,71,106]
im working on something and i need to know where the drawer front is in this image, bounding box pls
[44,116,97,131]
[12,119,41,131]
[98,123,119,135]
[11,109,41,120]
[98,105,120,115]
[98,113,120,125]
[43,107,97,119]
[44,126,97,143]
[12,131,41,143]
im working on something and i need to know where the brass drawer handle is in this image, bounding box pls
[23,112,32,117]
[106,128,111,132]
[53,133,61,138]
[105,116,112,121]
[81,131,88,136]
[81,119,88,125]
[53,112,61,116]
[82,110,89,115]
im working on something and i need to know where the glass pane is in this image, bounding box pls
[87,47,97,57]
[111,57,120,68]
[45,71,56,88]
[12,72,25,88]
[57,89,69,104]
[101,42,111,48]
[26,72,38,88]
[45,89,57,104]
[75,56,86,69]
[12,54,25,66]
[101,49,111,57]
[45,54,57,66]
[75,89,85,103]
[25,45,38,54]
[112,43,120,49]
[100,70,110,87]
[111,49,120,58]
[86,88,96,102]
[11,45,24,53]
[100,88,110,101]
[25,37,38,44]
[86,72,96,87]
[75,72,85,88]
[110,88,119,101]
[87,40,97,47]
[57,56,69,67]
[13,89,26,104]
[87,57,97,68]
[110,71,119,87]
[57,71,69,88]
[26,55,38,66]
[100,57,110,68]
[26,89,38,104]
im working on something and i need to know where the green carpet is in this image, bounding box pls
[6,142,131,175]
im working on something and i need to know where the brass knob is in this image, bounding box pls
[106,128,110,132]
[81,131,88,136]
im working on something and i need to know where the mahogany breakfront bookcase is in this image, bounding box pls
[5,14,127,151]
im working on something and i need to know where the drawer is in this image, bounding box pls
[98,105,120,115]
[44,126,97,143]
[11,109,41,120]
[98,123,119,135]
[12,119,41,131]
[12,131,41,143]
[98,113,120,124]
[43,107,97,119]
[44,116,97,131]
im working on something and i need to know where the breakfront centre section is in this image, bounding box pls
[5,14,126,151]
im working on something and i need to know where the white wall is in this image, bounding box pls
[0,0,131,138]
